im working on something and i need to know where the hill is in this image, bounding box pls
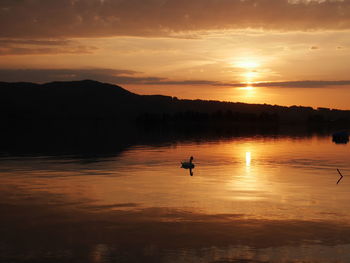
[1,79,350,126]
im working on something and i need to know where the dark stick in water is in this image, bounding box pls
[337,169,344,185]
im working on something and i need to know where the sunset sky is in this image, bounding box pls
[1,0,350,109]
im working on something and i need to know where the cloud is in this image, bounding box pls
[0,38,98,55]
[0,39,73,46]
[253,80,350,88]
[1,0,350,38]
[147,80,225,86]
[0,68,234,85]
[146,80,350,88]
[0,68,164,83]
[310,46,320,50]
[1,68,350,89]
[82,203,140,210]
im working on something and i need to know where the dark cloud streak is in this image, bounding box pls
[161,80,350,88]
[0,68,162,84]
[1,68,350,89]
[253,80,350,88]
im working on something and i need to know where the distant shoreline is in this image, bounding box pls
[1,80,350,129]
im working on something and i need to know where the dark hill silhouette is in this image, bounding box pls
[0,80,137,120]
[2,79,350,155]
[1,79,350,127]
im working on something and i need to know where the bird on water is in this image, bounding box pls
[181,156,195,169]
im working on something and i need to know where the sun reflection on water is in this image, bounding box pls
[246,151,251,167]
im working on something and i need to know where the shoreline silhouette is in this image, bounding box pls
[1,79,350,128]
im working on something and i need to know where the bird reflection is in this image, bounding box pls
[337,169,344,185]
[181,156,195,176]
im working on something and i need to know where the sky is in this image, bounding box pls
[1,0,350,109]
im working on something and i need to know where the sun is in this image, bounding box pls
[240,86,254,91]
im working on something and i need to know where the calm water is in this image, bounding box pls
[1,134,350,262]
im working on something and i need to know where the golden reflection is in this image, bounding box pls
[245,151,251,167]
[230,147,263,200]
[1,136,349,220]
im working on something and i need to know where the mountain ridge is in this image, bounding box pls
[1,80,349,126]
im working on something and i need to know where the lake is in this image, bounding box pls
[1,133,350,263]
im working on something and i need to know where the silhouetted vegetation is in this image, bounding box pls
[136,110,280,129]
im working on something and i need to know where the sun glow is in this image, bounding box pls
[243,71,258,81]
[231,58,262,84]
[240,86,254,91]
[236,60,260,69]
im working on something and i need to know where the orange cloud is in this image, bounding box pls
[1,0,350,38]
[0,39,98,55]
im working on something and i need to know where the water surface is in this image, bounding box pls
[1,134,350,262]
